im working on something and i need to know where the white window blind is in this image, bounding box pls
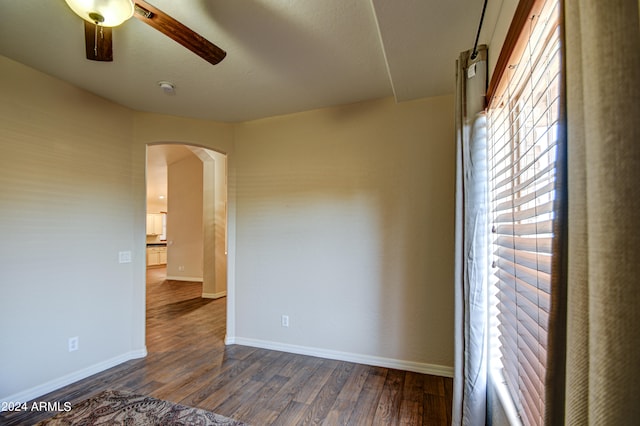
[487,0,563,424]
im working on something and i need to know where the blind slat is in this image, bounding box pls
[487,0,563,424]
[519,341,545,394]
[494,162,555,201]
[494,246,552,274]
[497,301,549,344]
[494,180,556,212]
[495,200,555,223]
[491,135,558,191]
[494,258,551,292]
[495,220,553,236]
[497,275,551,312]
[495,235,553,253]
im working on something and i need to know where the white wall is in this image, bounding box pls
[231,96,456,373]
[0,55,146,401]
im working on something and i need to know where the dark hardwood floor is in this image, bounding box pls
[1,267,453,425]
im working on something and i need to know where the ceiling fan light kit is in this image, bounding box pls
[64,0,134,27]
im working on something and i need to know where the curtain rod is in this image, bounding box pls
[471,0,489,59]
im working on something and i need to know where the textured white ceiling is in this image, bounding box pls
[0,0,498,123]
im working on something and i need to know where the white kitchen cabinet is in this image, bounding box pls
[146,213,165,236]
[146,246,167,266]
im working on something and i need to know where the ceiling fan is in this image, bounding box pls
[64,0,226,65]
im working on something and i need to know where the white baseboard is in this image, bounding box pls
[0,348,147,410]
[224,334,234,345]
[165,275,202,282]
[202,291,226,299]
[227,337,454,378]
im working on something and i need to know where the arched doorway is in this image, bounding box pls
[145,143,228,325]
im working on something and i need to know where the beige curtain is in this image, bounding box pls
[565,0,640,423]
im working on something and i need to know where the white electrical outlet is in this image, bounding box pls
[178,265,185,272]
[68,336,79,352]
[281,315,289,328]
[118,251,132,263]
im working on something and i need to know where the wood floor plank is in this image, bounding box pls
[271,400,310,426]
[399,400,423,426]
[300,361,354,424]
[228,374,289,422]
[265,356,325,413]
[399,369,426,424]
[293,360,339,405]
[423,393,449,426]
[323,361,372,424]
[0,267,454,425]
[197,350,288,410]
[424,373,446,396]
[179,348,273,408]
[374,369,406,424]
[347,366,388,425]
[323,397,358,425]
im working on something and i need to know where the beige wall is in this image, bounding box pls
[1,52,456,402]
[214,153,227,297]
[232,96,456,371]
[199,149,228,298]
[0,55,145,400]
[166,154,204,280]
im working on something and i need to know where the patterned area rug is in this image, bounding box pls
[36,389,247,425]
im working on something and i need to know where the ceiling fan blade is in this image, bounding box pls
[132,1,226,65]
[84,21,113,61]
